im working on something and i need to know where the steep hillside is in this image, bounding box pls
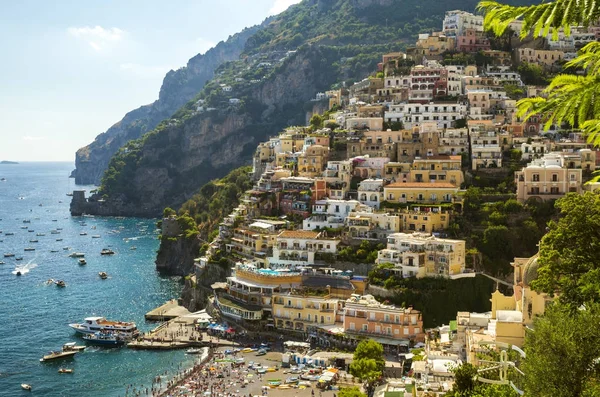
[75,0,540,215]
[72,26,259,185]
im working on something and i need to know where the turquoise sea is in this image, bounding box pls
[0,162,194,396]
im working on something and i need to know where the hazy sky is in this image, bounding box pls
[0,0,301,162]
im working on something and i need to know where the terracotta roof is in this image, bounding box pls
[385,182,457,189]
[278,230,320,239]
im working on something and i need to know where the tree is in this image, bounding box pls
[350,340,385,396]
[531,191,600,307]
[310,114,324,130]
[478,1,600,146]
[163,207,176,218]
[353,339,385,370]
[522,302,600,397]
[451,363,478,394]
[338,387,367,397]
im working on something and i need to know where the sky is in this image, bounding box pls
[0,0,301,162]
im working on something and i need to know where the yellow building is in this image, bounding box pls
[298,144,330,177]
[272,293,339,333]
[377,232,466,277]
[383,182,460,204]
[411,155,464,186]
[346,211,401,240]
[515,48,565,69]
[230,223,278,260]
[396,206,451,233]
[488,254,554,347]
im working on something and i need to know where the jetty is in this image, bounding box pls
[145,299,191,321]
[131,306,237,351]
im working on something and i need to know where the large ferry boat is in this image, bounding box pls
[69,317,138,337]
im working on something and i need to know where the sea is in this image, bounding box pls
[0,162,197,396]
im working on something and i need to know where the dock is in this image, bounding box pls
[145,299,191,321]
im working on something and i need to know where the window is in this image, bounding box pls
[414,327,420,334]
[349,322,355,330]
[403,327,409,335]
[370,312,375,320]
[384,314,390,322]
[532,174,540,182]
[362,324,368,331]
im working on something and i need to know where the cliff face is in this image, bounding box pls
[155,236,201,276]
[73,47,340,216]
[72,26,259,185]
[180,262,232,312]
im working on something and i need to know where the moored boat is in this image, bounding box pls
[24,247,35,251]
[99,271,108,279]
[91,235,101,238]
[3,253,14,257]
[78,258,87,265]
[55,280,66,288]
[82,332,126,347]
[40,349,77,362]
[21,384,32,391]
[100,249,115,255]
[186,348,203,354]
[58,368,74,374]
[68,252,85,258]
[69,316,138,337]
[62,342,86,352]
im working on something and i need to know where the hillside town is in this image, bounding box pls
[157,8,600,397]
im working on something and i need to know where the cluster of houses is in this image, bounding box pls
[159,10,600,387]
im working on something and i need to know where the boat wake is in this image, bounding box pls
[12,259,38,275]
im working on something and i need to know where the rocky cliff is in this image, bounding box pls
[180,262,232,312]
[72,26,259,185]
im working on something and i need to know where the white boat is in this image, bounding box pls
[51,230,60,234]
[186,348,203,354]
[21,384,32,391]
[62,342,86,352]
[68,252,85,258]
[68,316,138,337]
[78,259,86,265]
[91,235,101,238]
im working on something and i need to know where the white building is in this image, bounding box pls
[377,232,466,278]
[357,179,385,209]
[520,140,551,161]
[269,230,340,266]
[442,10,484,37]
[385,102,467,129]
[470,129,503,170]
[439,128,469,155]
[302,199,363,230]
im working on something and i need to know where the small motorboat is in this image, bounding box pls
[58,368,73,374]
[40,349,77,362]
[0,261,5,265]
[50,250,59,253]
[15,257,23,261]
[16,271,22,276]
[80,232,87,236]
[91,235,101,239]
[100,249,115,256]
[130,246,137,250]
[24,247,35,251]
[36,233,45,236]
[99,272,108,280]
[56,238,63,241]
[63,247,70,250]
[62,342,86,352]
[186,348,203,354]
[4,253,14,257]
[69,252,85,258]
[51,230,60,234]
[29,240,38,243]
[55,280,66,288]
[78,259,86,265]
[28,229,35,233]
[21,384,32,391]
[5,232,14,236]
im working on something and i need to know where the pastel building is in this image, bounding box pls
[377,232,466,278]
[343,294,425,350]
[383,182,460,205]
[302,199,363,230]
[269,230,340,266]
[346,211,401,240]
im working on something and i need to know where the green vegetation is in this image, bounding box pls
[368,269,497,328]
[178,166,253,240]
[338,387,366,397]
[516,62,549,86]
[522,302,600,397]
[450,187,557,275]
[446,363,519,397]
[337,240,383,264]
[349,340,384,395]
[530,191,600,307]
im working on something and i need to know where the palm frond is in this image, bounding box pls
[582,119,600,147]
[565,42,600,75]
[477,0,600,39]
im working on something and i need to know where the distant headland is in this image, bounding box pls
[0,161,19,164]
